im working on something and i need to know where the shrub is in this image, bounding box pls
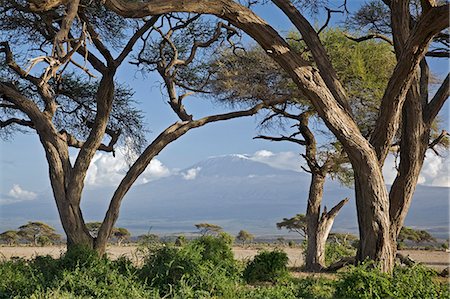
[325,242,356,266]
[335,263,449,299]
[139,234,240,296]
[58,245,102,270]
[241,283,298,299]
[334,263,393,299]
[295,277,335,299]
[243,250,289,283]
[392,265,450,298]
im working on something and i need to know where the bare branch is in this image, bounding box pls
[425,73,449,123]
[0,118,34,129]
[115,16,160,66]
[324,197,349,220]
[428,130,449,152]
[317,7,344,35]
[344,33,393,45]
[60,128,121,154]
[79,11,114,64]
[253,134,306,146]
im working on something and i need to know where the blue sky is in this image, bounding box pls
[0,1,448,204]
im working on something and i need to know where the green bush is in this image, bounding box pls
[243,250,289,283]
[241,283,298,299]
[295,277,335,299]
[58,245,102,270]
[0,259,42,298]
[334,263,393,299]
[139,234,240,296]
[325,242,356,266]
[392,265,450,298]
[335,263,449,299]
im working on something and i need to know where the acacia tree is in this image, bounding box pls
[0,1,153,253]
[17,221,61,246]
[195,223,223,235]
[236,230,254,246]
[345,0,449,246]
[113,227,131,245]
[79,0,449,272]
[210,30,397,271]
[0,230,19,245]
[1,5,280,255]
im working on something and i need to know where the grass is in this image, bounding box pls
[0,237,448,299]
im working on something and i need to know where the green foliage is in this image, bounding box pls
[139,234,240,296]
[243,250,289,283]
[391,265,449,298]
[1,246,448,299]
[241,283,298,299]
[276,214,307,238]
[236,230,254,245]
[0,246,154,299]
[17,222,61,246]
[295,277,335,299]
[194,223,223,235]
[335,263,449,299]
[325,236,357,266]
[334,263,395,299]
[0,230,18,245]
[398,226,436,244]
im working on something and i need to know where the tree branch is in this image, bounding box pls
[60,128,121,154]
[79,11,114,65]
[253,134,307,146]
[115,16,160,66]
[271,0,352,115]
[344,33,393,45]
[0,118,35,129]
[324,197,349,220]
[370,3,449,164]
[425,73,449,123]
[428,130,449,153]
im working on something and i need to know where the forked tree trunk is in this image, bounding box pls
[305,183,348,272]
[305,174,325,271]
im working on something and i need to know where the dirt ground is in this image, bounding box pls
[0,245,448,271]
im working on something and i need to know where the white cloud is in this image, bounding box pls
[182,167,201,180]
[81,149,171,187]
[383,152,450,187]
[8,184,37,200]
[248,150,302,172]
[0,184,38,205]
[420,153,450,187]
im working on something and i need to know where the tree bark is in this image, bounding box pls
[305,174,325,271]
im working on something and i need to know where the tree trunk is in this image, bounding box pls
[389,67,430,245]
[354,169,394,271]
[305,174,325,271]
[306,195,349,272]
